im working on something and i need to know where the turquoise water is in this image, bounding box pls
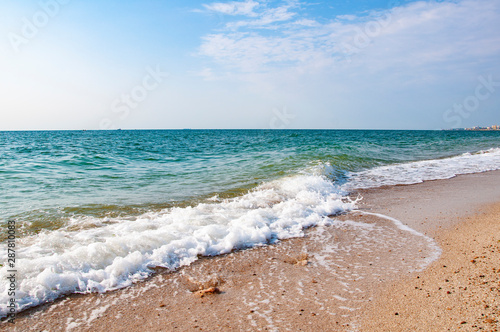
[1,129,499,315]
[2,130,499,229]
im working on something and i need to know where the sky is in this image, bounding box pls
[1,0,499,130]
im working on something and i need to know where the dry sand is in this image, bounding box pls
[3,171,500,331]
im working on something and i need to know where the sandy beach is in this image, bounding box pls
[362,202,500,331]
[3,170,500,331]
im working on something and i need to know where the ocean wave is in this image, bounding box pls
[342,147,500,190]
[0,172,355,317]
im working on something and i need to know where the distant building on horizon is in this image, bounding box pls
[447,125,499,131]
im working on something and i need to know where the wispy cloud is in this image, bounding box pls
[227,6,297,29]
[203,0,300,29]
[195,0,500,129]
[198,0,500,76]
[203,0,260,17]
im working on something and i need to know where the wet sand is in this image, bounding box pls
[3,170,500,331]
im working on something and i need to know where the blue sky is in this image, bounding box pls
[1,0,499,130]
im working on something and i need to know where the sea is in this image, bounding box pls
[1,129,499,317]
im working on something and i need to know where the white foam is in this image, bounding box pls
[343,148,500,190]
[356,211,442,269]
[0,173,355,317]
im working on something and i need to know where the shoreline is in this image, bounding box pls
[355,169,500,235]
[4,170,500,331]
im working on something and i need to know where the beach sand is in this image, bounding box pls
[361,202,500,331]
[3,171,500,331]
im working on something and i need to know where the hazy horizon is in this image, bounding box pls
[2,0,499,131]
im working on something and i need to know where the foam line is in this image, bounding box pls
[356,210,442,267]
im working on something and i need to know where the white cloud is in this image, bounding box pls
[293,18,319,27]
[203,0,299,30]
[195,0,500,129]
[203,0,260,16]
[227,5,297,29]
[198,0,500,75]
[336,14,357,21]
